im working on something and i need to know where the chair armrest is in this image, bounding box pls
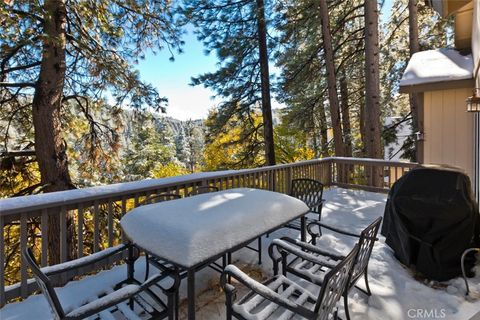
[65,283,142,319]
[307,221,361,239]
[279,237,344,261]
[269,239,338,270]
[42,244,128,276]
[220,265,314,319]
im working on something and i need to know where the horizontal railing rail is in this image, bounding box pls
[0,157,417,306]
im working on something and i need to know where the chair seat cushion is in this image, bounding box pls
[232,275,316,320]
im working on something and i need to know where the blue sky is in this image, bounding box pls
[136,1,394,121]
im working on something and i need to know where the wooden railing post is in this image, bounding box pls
[326,159,333,186]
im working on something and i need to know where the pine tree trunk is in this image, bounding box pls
[340,74,352,157]
[408,0,420,162]
[318,0,345,157]
[364,0,383,187]
[32,0,75,264]
[340,74,353,183]
[318,100,329,158]
[256,0,276,166]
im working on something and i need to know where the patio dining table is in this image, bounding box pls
[120,187,309,320]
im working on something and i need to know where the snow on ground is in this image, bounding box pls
[1,187,479,320]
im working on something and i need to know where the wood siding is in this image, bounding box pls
[423,88,474,180]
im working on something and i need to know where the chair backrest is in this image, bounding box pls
[187,185,219,196]
[139,193,181,205]
[314,244,359,320]
[290,179,324,213]
[349,217,382,286]
[23,248,65,320]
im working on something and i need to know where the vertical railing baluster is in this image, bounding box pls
[121,197,127,243]
[77,204,84,258]
[41,210,48,267]
[0,216,5,307]
[20,213,27,298]
[108,200,114,247]
[60,206,67,263]
[134,194,139,207]
[286,167,292,194]
[94,200,100,252]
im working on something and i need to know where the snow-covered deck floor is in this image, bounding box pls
[1,187,479,320]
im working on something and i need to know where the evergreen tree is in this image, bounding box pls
[184,0,276,166]
[1,0,183,263]
[122,114,179,180]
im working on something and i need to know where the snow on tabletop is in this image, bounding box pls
[120,188,309,268]
[399,48,473,87]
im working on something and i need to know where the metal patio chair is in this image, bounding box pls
[221,244,359,320]
[288,178,325,227]
[267,178,325,240]
[23,246,178,320]
[269,217,382,320]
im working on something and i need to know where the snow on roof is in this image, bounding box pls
[399,48,473,87]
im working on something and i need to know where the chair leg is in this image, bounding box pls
[343,291,351,320]
[364,269,372,296]
[258,237,262,265]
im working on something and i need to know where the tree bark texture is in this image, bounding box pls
[256,0,276,166]
[318,0,345,157]
[340,74,353,183]
[318,99,329,158]
[408,0,421,162]
[364,0,383,187]
[32,0,75,264]
[340,74,352,157]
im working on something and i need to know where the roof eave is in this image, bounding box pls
[399,78,475,93]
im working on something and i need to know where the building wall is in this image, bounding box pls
[423,88,474,179]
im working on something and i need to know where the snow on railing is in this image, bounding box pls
[0,157,417,306]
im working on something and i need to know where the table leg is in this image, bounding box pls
[187,269,195,320]
[127,244,135,282]
[300,216,306,243]
[127,244,135,309]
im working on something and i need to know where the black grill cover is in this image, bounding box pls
[381,166,480,281]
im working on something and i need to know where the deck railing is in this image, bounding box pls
[0,157,417,306]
